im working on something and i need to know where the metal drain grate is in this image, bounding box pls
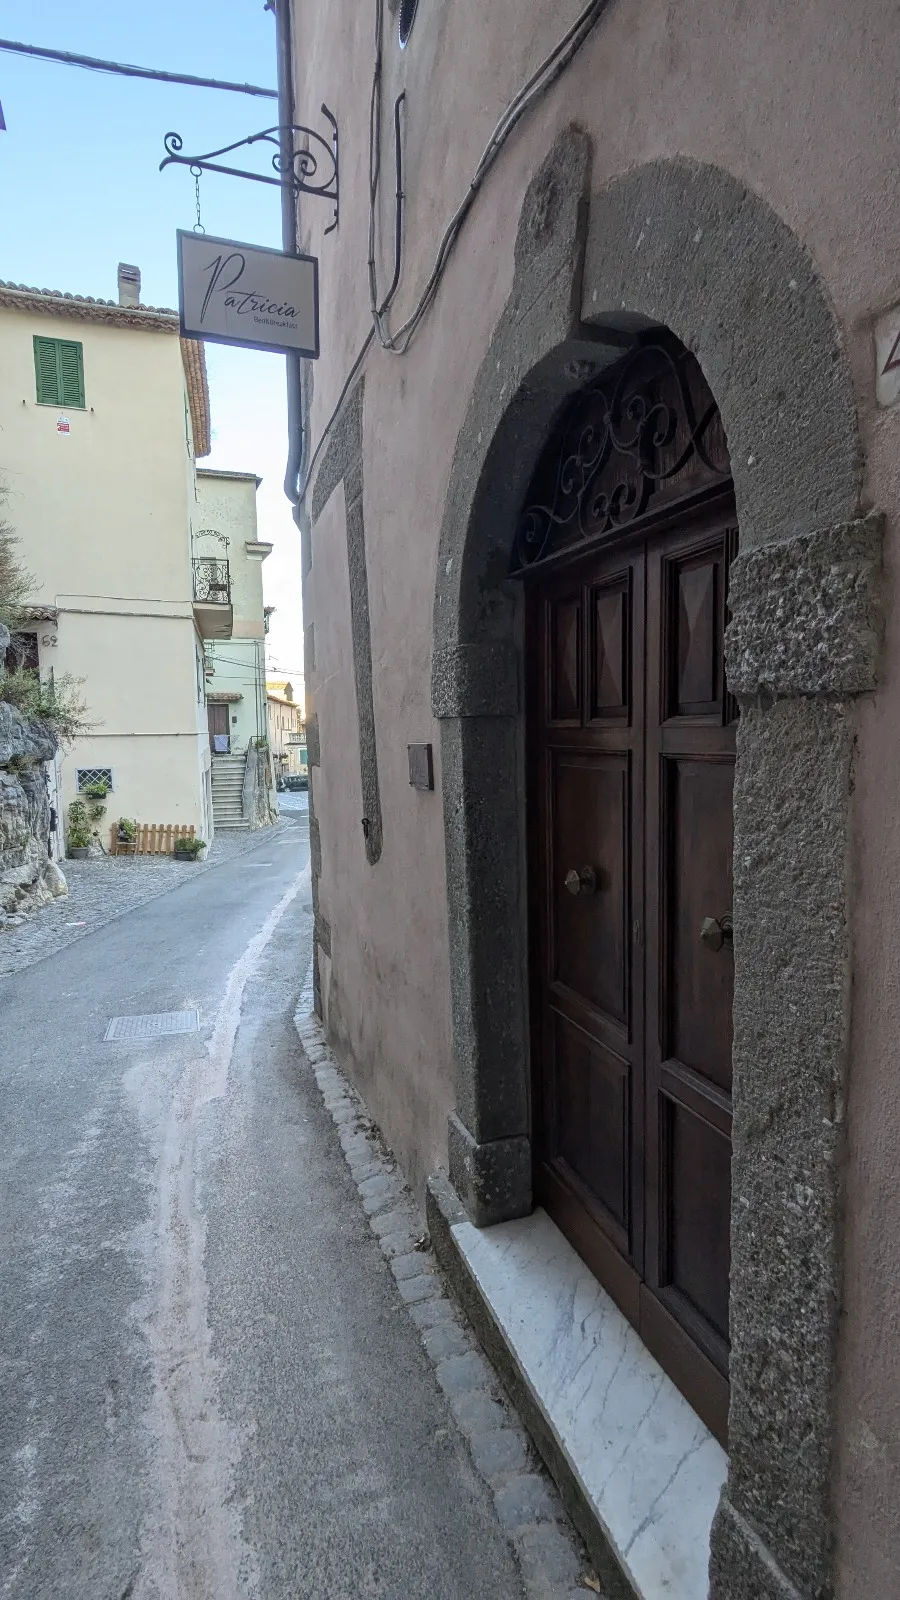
[104,1009,200,1042]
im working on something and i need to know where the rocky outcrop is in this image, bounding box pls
[0,623,67,927]
[242,743,278,829]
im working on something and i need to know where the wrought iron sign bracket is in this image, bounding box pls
[160,107,339,234]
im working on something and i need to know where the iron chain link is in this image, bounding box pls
[191,165,205,233]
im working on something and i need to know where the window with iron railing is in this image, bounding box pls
[192,557,231,605]
[77,767,114,793]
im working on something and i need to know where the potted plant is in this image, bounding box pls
[66,799,92,859]
[116,817,137,855]
[173,834,205,862]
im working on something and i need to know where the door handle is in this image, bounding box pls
[565,866,597,897]
[699,914,733,951]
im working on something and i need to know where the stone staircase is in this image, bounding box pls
[211,753,249,831]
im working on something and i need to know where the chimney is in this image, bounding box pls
[117,263,141,307]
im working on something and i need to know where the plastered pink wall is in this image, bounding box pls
[295,0,900,1584]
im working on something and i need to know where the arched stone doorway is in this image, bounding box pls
[431,130,881,1599]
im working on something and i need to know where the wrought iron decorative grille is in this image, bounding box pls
[192,557,232,605]
[512,337,731,572]
[77,767,113,793]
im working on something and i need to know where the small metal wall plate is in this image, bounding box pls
[407,743,434,791]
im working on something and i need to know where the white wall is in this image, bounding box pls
[0,303,208,837]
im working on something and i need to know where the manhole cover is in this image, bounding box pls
[104,1009,200,1042]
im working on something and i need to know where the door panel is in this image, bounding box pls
[588,575,631,722]
[665,547,723,716]
[645,518,736,1432]
[663,1096,732,1342]
[530,508,736,1447]
[532,552,645,1286]
[549,592,582,724]
[551,1012,631,1241]
[549,752,630,1029]
[663,756,734,1090]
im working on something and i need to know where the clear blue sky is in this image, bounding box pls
[0,2,305,686]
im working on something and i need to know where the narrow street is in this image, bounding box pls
[0,811,528,1599]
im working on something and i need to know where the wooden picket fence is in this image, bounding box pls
[109,822,196,856]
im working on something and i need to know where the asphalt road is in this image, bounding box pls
[0,812,525,1600]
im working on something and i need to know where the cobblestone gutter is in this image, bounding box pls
[293,974,607,1600]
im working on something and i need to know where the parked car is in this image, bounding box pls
[283,773,307,792]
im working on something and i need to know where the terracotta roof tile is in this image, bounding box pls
[0,279,179,327]
[180,338,211,459]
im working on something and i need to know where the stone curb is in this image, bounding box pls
[293,976,605,1600]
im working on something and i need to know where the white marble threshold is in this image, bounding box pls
[451,1207,727,1600]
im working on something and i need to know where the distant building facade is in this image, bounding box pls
[197,469,271,750]
[266,679,304,782]
[199,469,276,831]
[0,263,223,844]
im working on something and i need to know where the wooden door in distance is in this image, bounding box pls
[207,702,230,754]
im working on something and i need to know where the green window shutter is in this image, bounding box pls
[58,341,85,408]
[34,336,60,405]
[32,336,84,407]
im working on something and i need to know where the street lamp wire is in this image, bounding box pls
[0,37,278,98]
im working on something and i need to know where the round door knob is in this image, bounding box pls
[565,865,597,897]
[700,914,733,951]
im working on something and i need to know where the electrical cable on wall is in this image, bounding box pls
[294,0,613,502]
[371,0,611,353]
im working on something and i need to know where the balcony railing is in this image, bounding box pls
[192,557,231,605]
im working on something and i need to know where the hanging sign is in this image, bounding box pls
[56,415,70,434]
[176,230,319,358]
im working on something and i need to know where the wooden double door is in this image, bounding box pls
[529,507,736,1443]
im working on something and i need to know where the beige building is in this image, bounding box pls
[265,680,304,782]
[197,469,274,829]
[278,0,900,1596]
[0,265,225,845]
